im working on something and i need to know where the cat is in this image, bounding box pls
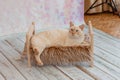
[20,22,85,67]
[30,21,85,66]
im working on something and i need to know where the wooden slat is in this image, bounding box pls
[37,66,71,80]
[94,55,120,79]
[0,74,5,80]
[5,37,71,80]
[17,35,26,43]
[94,28,120,42]
[94,32,120,49]
[0,41,48,80]
[56,66,94,80]
[0,33,25,40]
[0,52,25,80]
[76,55,120,80]
[77,65,115,80]
[94,47,120,68]
[94,38,120,58]
[5,38,25,53]
[94,34,120,56]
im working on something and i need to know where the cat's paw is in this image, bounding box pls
[37,61,44,66]
[15,56,23,61]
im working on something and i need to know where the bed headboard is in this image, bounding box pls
[0,0,84,36]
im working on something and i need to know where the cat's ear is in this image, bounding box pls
[79,24,84,30]
[70,21,74,27]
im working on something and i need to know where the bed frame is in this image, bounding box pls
[21,21,94,67]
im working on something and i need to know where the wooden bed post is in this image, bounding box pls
[88,21,94,67]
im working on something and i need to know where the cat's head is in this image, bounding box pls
[69,21,84,38]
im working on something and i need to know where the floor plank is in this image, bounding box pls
[94,55,120,79]
[78,65,116,80]
[76,53,120,80]
[0,74,5,80]
[94,47,120,68]
[5,38,25,53]
[0,50,25,80]
[0,41,48,80]
[94,32,120,49]
[94,39,120,58]
[36,66,71,80]
[94,28,120,42]
[56,66,94,80]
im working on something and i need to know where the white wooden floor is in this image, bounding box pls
[0,28,120,80]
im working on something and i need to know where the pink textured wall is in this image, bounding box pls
[0,0,84,36]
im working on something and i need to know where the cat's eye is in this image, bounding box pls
[76,30,79,32]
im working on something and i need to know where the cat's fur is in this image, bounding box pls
[30,22,85,66]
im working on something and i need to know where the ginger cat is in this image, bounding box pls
[30,22,85,66]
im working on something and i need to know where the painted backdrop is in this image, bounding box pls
[0,0,84,36]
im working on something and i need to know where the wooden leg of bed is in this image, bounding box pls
[27,52,31,67]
